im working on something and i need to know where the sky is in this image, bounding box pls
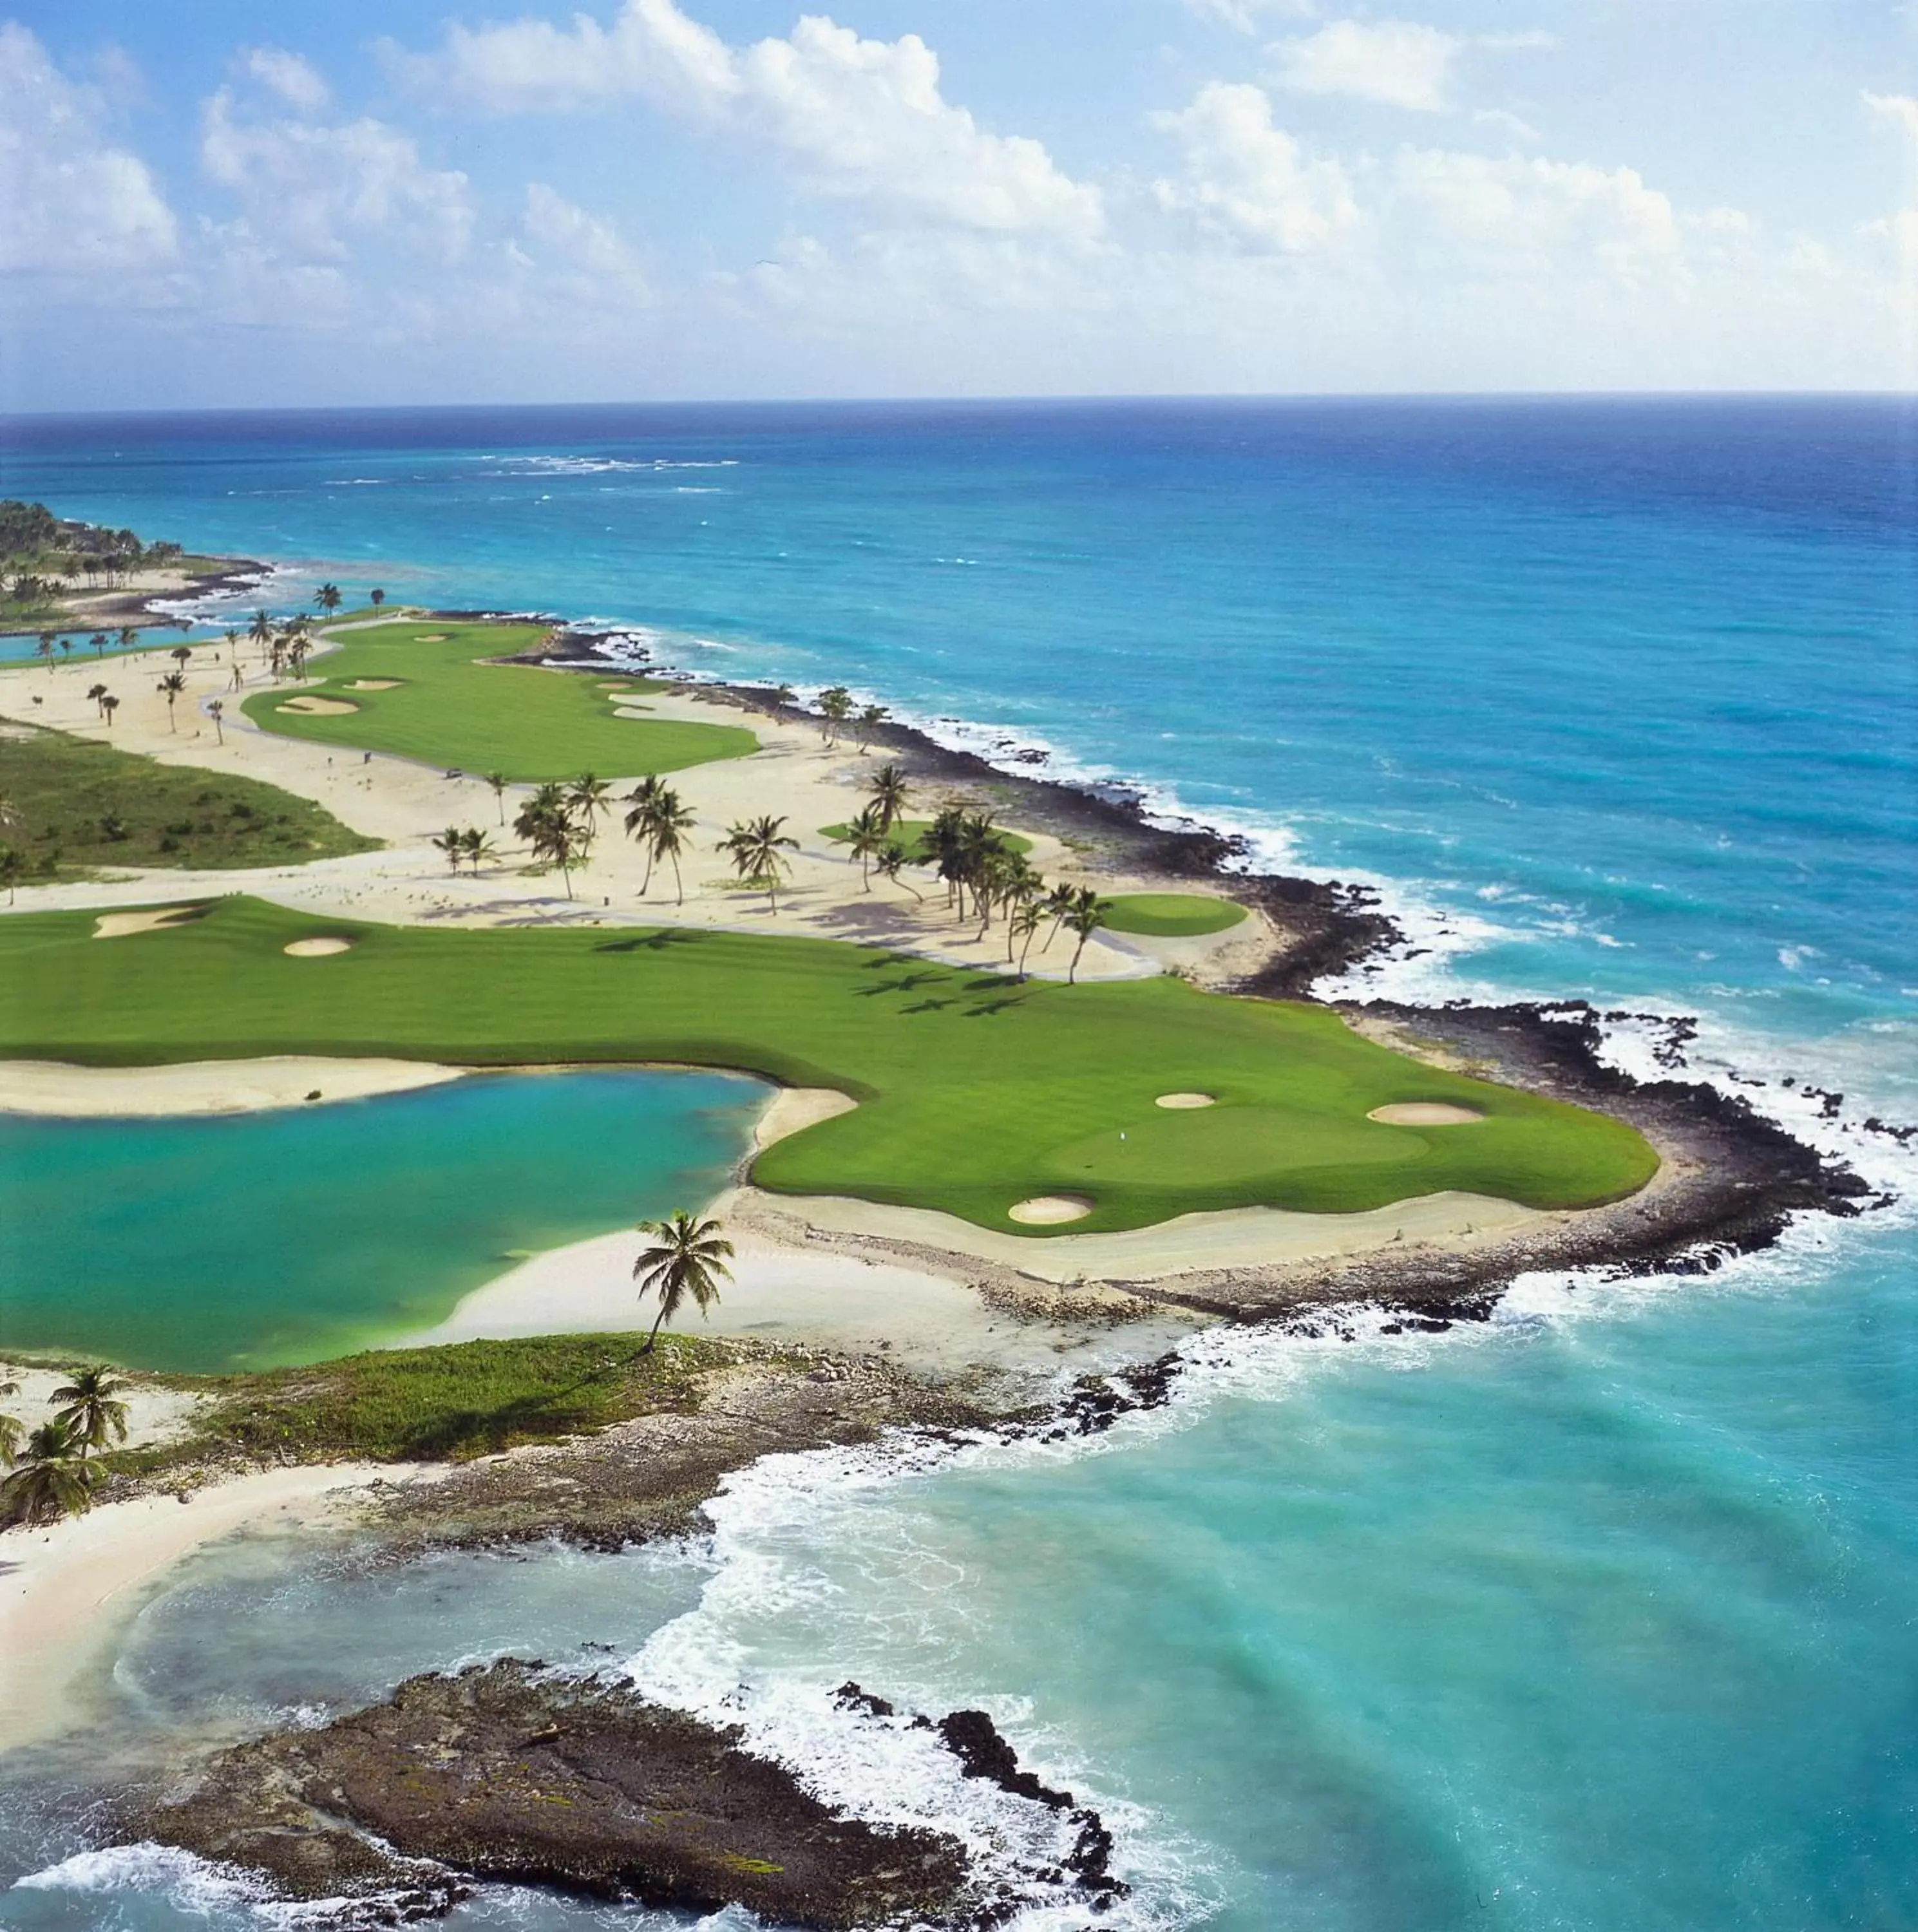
[0,0,1912,411]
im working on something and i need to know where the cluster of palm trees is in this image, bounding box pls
[0,1367,131,1528]
[245,607,318,683]
[623,777,698,904]
[430,826,500,874]
[512,773,614,896]
[83,683,122,727]
[812,687,889,751]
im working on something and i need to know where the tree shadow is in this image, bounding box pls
[594,930,705,954]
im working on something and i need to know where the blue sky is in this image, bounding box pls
[1,1,1912,410]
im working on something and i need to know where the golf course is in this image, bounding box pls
[0,895,1657,1234]
[241,617,757,780]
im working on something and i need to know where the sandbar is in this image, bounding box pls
[0,1056,464,1117]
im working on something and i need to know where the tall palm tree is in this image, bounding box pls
[1065,888,1112,985]
[208,698,225,743]
[645,790,697,905]
[816,686,853,746]
[86,682,108,716]
[51,1367,131,1456]
[486,771,509,826]
[370,587,386,614]
[846,802,889,890]
[866,762,910,833]
[719,814,798,912]
[1012,899,1046,980]
[567,774,614,850]
[623,775,666,891]
[431,826,466,874]
[461,828,497,873]
[0,846,23,905]
[1040,880,1078,950]
[100,694,120,728]
[515,786,583,897]
[314,583,343,619]
[855,703,888,752]
[0,1378,21,1469]
[248,609,274,660]
[0,1419,98,1526]
[158,671,187,730]
[170,644,193,671]
[631,1210,734,1354]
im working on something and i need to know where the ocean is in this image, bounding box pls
[0,397,1912,1928]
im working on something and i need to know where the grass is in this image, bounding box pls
[110,1333,742,1468]
[1101,893,1248,937]
[0,724,377,873]
[239,618,756,782]
[0,895,1658,1233]
[819,817,1034,858]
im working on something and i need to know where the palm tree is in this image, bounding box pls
[52,1367,131,1456]
[59,638,72,663]
[170,644,192,671]
[1040,880,1078,951]
[567,774,614,849]
[158,671,187,730]
[0,1419,99,1526]
[314,583,343,619]
[0,846,22,905]
[86,681,108,717]
[631,1210,734,1354]
[486,771,509,826]
[35,631,54,672]
[370,587,386,614]
[515,787,584,897]
[873,846,923,900]
[0,1379,21,1470]
[431,826,466,874]
[846,802,889,890]
[461,828,497,873]
[719,814,799,912]
[866,763,910,833]
[248,609,274,660]
[1065,887,1112,984]
[623,777,667,892]
[208,698,225,743]
[855,703,889,751]
[1012,899,1045,980]
[645,790,697,905]
[100,694,119,728]
[816,685,853,746]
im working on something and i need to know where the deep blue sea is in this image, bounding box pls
[0,398,1912,1929]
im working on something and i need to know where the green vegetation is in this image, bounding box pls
[138,1333,741,1465]
[0,895,1658,1233]
[0,498,208,627]
[240,618,756,781]
[1102,892,1248,937]
[821,817,1034,858]
[0,724,377,873]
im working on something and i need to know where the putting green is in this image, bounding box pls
[1102,893,1248,937]
[0,897,1657,1236]
[241,619,755,782]
[820,817,1034,858]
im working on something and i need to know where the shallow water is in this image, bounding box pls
[0,1068,763,1369]
[0,399,1912,1927]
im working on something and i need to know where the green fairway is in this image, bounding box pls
[240,618,756,781]
[820,817,1034,857]
[0,896,1657,1234]
[0,724,376,874]
[1102,893,1248,937]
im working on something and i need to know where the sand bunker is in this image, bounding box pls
[1369,1102,1485,1126]
[278,696,360,715]
[93,906,208,940]
[1008,1194,1095,1225]
[284,936,357,958]
[415,632,449,642]
[1155,1092,1217,1110]
[344,679,403,691]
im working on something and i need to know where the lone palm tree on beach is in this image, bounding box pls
[208,699,225,743]
[158,671,187,730]
[101,694,119,728]
[52,1367,131,1457]
[486,772,509,825]
[719,814,798,913]
[632,1211,734,1354]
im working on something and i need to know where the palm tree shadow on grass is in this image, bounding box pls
[395,1361,640,1461]
[593,931,706,955]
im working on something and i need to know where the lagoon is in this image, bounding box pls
[0,1068,763,1372]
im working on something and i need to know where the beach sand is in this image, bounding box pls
[0,1056,465,1117]
[0,1463,440,1756]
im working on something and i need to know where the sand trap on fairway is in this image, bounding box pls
[415,632,449,642]
[1369,1102,1485,1126]
[344,679,403,690]
[93,906,207,940]
[1156,1092,1216,1109]
[1009,1194,1095,1225]
[285,935,357,957]
[278,696,359,715]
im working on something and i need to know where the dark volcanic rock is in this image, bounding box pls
[133,1660,968,1929]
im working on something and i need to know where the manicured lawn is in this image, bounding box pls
[0,724,376,873]
[1102,893,1248,937]
[819,817,1034,857]
[240,618,756,782]
[0,896,1658,1233]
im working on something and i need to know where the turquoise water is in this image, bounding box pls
[0,399,1912,1928]
[0,1070,763,1370]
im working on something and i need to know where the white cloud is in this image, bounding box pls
[1184,0,1320,32]
[0,23,178,276]
[506,184,656,310]
[1392,147,1680,279]
[1862,90,1918,148]
[1472,108,1542,144]
[1151,82,1359,252]
[406,0,1103,240]
[243,47,330,114]
[200,88,473,269]
[1273,18,1459,111]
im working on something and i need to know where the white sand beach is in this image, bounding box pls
[0,1056,466,1117]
